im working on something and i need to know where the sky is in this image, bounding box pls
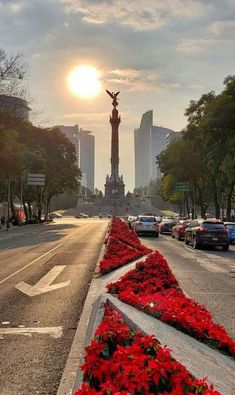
[0,0,235,192]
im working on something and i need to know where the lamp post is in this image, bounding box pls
[6,175,11,230]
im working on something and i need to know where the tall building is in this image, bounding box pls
[56,125,95,192]
[134,110,176,188]
[77,128,95,193]
[0,94,31,121]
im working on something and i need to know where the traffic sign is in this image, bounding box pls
[175,182,190,192]
[27,173,45,186]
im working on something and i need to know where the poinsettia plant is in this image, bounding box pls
[107,252,235,358]
[99,218,151,274]
[74,306,220,395]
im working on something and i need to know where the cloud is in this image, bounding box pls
[211,19,235,38]
[103,68,182,92]
[176,38,212,53]
[60,0,208,31]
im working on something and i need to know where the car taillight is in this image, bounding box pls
[198,226,207,233]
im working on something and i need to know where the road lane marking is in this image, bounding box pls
[16,265,70,296]
[0,326,63,338]
[0,244,63,286]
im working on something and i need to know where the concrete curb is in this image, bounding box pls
[56,225,110,395]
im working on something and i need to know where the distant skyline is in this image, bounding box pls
[0,0,234,191]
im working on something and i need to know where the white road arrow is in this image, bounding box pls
[15,265,70,297]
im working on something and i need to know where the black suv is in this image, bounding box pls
[185,220,229,250]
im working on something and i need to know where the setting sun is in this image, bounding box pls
[67,65,102,99]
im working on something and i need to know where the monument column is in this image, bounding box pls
[104,90,125,199]
[110,107,121,179]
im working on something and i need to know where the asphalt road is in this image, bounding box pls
[141,234,235,340]
[0,217,109,395]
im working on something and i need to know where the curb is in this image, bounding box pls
[56,232,108,395]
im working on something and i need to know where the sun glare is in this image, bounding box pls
[67,65,102,99]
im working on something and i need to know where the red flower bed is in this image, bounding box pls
[74,306,220,395]
[99,218,151,274]
[107,252,235,358]
[99,237,149,274]
[108,217,151,252]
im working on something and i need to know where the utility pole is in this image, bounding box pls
[6,175,11,229]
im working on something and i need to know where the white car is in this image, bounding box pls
[133,215,159,237]
[49,212,62,219]
[75,213,89,218]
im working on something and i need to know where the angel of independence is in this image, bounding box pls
[106,90,120,108]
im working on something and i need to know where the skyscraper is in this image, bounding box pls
[134,110,175,188]
[77,128,95,193]
[56,125,95,192]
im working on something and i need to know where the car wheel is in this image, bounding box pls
[193,236,200,249]
[222,243,229,251]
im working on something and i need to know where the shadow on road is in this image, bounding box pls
[0,222,79,251]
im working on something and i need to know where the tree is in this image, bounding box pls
[0,49,28,98]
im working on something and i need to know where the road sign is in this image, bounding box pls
[175,182,190,192]
[27,173,45,186]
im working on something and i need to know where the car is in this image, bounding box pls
[185,219,229,250]
[132,215,159,237]
[158,220,176,235]
[171,220,191,241]
[75,213,89,218]
[223,222,235,244]
[49,212,62,219]
[99,213,112,218]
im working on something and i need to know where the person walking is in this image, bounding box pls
[1,215,5,228]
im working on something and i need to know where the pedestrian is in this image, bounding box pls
[1,215,5,227]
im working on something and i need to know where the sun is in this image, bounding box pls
[67,65,102,99]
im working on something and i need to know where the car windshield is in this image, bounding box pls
[202,222,225,229]
[226,224,235,230]
[138,217,156,222]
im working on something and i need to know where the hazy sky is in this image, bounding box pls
[0,0,234,192]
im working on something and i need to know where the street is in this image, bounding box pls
[141,234,235,340]
[0,219,234,394]
[0,217,109,395]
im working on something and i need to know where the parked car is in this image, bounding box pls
[158,220,176,235]
[49,212,62,219]
[75,213,89,218]
[132,215,159,237]
[223,222,235,244]
[99,213,112,218]
[171,220,191,241]
[185,219,229,250]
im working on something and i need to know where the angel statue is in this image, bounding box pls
[106,90,120,108]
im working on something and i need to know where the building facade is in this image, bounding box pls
[56,125,95,192]
[134,110,176,188]
[0,94,31,121]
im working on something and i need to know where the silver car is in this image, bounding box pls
[133,215,159,237]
